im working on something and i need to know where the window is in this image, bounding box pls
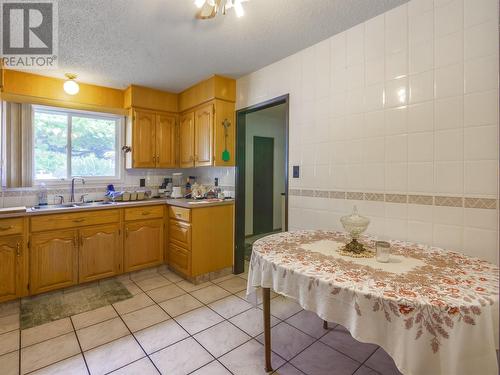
[33,107,122,181]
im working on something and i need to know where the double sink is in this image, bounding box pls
[31,201,114,210]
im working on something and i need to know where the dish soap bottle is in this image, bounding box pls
[38,183,48,206]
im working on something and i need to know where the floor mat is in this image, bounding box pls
[20,279,132,329]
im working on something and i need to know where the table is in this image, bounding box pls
[246,230,499,375]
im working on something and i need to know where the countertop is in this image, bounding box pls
[0,198,234,218]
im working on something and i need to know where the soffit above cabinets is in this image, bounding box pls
[27,0,408,92]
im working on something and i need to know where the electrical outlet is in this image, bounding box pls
[293,166,300,178]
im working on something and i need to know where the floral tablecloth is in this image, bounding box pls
[246,230,499,375]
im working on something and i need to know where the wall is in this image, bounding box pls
[236,0,500,264]
[0,167,235,208]
[244,106,286,235]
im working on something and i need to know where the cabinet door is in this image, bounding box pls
[179,112,195,168]
[133,110,156,168]
[194,104,214,167]
[79,224,122,283]
[30,230,78,295]
[168,242,190,277]
[155,114,177,168]
[124,219,163,272]
[0,236,23,303]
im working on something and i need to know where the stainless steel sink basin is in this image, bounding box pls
[31,201,114,210]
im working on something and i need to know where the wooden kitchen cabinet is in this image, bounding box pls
[179,100,234,168]
[30,229,78,294]
[79,224,122,283]
[156,114,177,168]
[179,112,195,168]
[126,109,178,169]
[168,204,233,280]
[124,218,164,272]
[0,235,24,303]
[132,110,156,168]
[179,104,214,168]
[194,104,214,166]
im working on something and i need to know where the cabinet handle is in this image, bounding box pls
[142,212,150,216]
[125,228,129,238]
[73,235,78,247]
[176,213,181,217]
[0,225,13,231]
[80,234,84,246]
[16,242,21,257]
[73,218,85,223]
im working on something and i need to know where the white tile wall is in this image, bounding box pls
[237,0,499,264]
[1,167,236,207]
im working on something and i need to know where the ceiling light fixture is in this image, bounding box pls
[63,73,79,95]
[195,0,248,19]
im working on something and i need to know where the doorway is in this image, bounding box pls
[234,95,289,274]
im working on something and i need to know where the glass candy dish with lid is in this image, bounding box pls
[340,205,370,255]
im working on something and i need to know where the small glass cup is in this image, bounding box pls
[375,241,391,263]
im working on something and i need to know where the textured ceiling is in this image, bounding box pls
[35,0,408,92]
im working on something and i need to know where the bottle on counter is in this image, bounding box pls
[185,177,192,198]
[38,183,48,206]
[214,178,223,199]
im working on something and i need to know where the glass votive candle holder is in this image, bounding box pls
[375,241,391,263]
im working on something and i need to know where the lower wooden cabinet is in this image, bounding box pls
[124,218,164,272]
[30,230,78,295]
[0,235,24,303]
[168,242,190,276]
[79,224,122,283]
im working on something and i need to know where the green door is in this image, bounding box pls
[253,136,274,235]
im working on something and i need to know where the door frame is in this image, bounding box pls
[234,94,289,274]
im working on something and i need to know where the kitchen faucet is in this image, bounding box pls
[70,177,85,202]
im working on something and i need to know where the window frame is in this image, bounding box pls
[32,105,124,185]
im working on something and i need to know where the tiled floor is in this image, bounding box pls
[0,266,403,375]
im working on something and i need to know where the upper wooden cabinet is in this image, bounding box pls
[126,109,178,169]
[132,110,156,168]
[156,114,177,168]
[194,104,214,167]
[178,75,236,167]
[179,112,195,168]
[180,101,235,168]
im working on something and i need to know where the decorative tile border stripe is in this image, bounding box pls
[330,191,346,199]
[346,192,364,200]
[408,195,433,205]
[385,194,408,204]
[364,193,384,202]
[464,198,498,209]
[313,190,329,198]
[435,196,463,207]
[288,189,498,210]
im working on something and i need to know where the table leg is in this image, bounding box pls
[323,320,328,329]
[262,287,272,372]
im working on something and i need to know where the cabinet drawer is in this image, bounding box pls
[168,206,191,222]
[0,218,23,236]
[31,210,120,232]
[169,220,191,249]
[124,205,164,221]
[168,243,190,276]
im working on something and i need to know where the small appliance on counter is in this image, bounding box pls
[171,172,184,198]
[158,177,173,197]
